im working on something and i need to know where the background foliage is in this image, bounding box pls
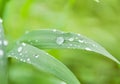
[0,0,120,84]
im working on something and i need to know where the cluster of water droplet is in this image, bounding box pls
[55,32,94,51]
[0,25,8,57]
[13,43,40,63]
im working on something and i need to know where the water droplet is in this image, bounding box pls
[92,44,97,47]
[25,31,29,34]
[60,81,67,84]
[85,47,91,51]
[68,38,74,41]
[35,55,39,58]
[35,40,39,42]
[56,37,64,45]
[77,34,81,36]
[53,29,57,32]
[22,43,26,46]
[20,59,23,61]
[23,60,26,62]
[0,50,4,56]
[0,18,3,23]
[27,58,30,62]
[94,0,100,3]
[3,40,8,46]
[14,56,18,59]
[18,47,23,52]
[78,40,84,43]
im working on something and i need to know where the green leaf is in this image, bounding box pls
[0,19,7,84]
[7,43,80,84]
[19,29,120,64]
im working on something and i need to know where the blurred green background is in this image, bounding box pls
[0,0,120,84]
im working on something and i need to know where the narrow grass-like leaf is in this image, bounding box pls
[19,29,120,64]
[7,43,80,84]
[0,19,7,84]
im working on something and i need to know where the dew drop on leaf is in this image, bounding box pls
[27,58,30,61]
[92,44,97,47]
[78,40,84,43]
[53,29,57,32]
[77,34,81,36]
[3,40,8,46]
[68,38,74,41]
[20,58,23,61]
[85,47,91,51]
[60,81,67,84]
[0,50,4,56]
[22,43,26,46]
[18,46,23,52]
[35,40,39,42]
[56,37,64,45]
[35,55,39,58]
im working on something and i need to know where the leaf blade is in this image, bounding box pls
[7,43,80,84]
[19,29,120,64]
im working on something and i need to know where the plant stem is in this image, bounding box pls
[0,20,7,84]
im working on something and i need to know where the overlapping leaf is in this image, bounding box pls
[7,43,80,84]
[0,19,7,84]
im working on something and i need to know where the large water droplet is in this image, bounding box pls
[56,37,64,45]
[18,47,23,52]
[0,50,4,56]
[35,55,39,58]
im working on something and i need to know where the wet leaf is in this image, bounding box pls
[7,43,80,84]
[0,19,7,84]
[19,29,120,64]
